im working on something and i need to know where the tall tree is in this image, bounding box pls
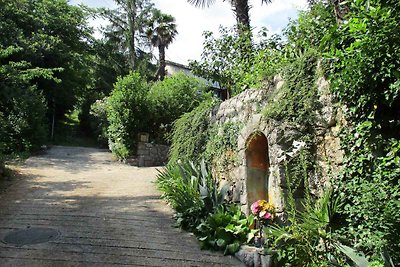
[145,9,177,81]
[103,0,154,69]
[187,0,272,34]
[0,0,94,149]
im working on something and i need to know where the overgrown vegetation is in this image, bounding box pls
[147,73,210,142]
[106,72,149,159]
[0,0,183,163]
[190,27,282,96]
[156,159,254,254]
[1,0,398,264]
[103,72,210,159]
[166,0,399,265]
[325,0,400,261]
[168,99,217,163]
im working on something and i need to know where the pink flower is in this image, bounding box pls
[263,212,272,220]
[251,201,261,215]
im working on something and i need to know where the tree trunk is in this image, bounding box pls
[158,44,166,81]
[127,0,136,69]
[331,0,348,23]
[233,0,251,34]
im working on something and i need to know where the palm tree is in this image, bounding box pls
[187,0,272,34]
[146,9,177,81]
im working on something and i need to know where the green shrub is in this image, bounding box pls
[190,27,284,96]
[263,49,321,129]
[106,72,150,159]
[147,73,210,142]
[196,204,255,255]
[324,0,400,262]
[156,159,229,231]
[267,187,342,267]
[89,98,109,147]
[0,86,47,154]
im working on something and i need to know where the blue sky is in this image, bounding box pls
[69,0,307,65]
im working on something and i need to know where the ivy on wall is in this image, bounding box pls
[169,99,243,177]
[204,122,243,180]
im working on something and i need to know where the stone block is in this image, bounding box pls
[235,245,275,267]
[232,182,241,203]
[240,192,247,205]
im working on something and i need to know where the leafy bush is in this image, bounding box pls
[190,27,283,96]
[157,159,256,255]
[323,0,400,262]
[106,72,150,159]
[0,85,47,154]
[263,49,321,129]
[89,98,109,147]
[196,204,255,255]
[267,187,342,266]
[147,73,210,142]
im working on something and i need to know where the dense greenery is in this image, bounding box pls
[104,72,210,159]
[106,72,149,159]
[167,0,400,264]
[0,48,48,154]
[168,99,216,163]
[156,159,254,254]
[325,0,400,261]
[0,0,94,159]
[1,0,398,264]
[147,73,210,142]
[190,27,282,96]
[264,0,399,264]
[196,204,255,255]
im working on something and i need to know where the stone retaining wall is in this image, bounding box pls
[136,142,169,167]
[208,76,343,220]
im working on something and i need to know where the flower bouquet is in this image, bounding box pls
[250,200,275,248]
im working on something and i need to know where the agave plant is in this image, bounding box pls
[156,159,230,230]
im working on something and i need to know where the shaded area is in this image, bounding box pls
[245,132,269,207]
[3,227,60,246]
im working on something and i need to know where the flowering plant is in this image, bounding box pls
[250,200,275,224]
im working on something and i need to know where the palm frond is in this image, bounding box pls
[187,0,216,8]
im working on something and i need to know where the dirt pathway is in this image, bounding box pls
[0,146,241,266]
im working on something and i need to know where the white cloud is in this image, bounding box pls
[71,0,308,65]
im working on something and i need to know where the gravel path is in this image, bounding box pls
[0,146,241,266]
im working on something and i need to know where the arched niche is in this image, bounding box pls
[245,132,269,208]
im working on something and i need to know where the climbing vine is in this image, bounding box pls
[325,0,400,261]
[168,99,243,178]
[203,122,243,179]
[168,99,217,163]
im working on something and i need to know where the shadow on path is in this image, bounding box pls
[0,146,242,267]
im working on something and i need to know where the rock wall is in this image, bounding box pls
[209,76,343,219]
[136,142,169,167]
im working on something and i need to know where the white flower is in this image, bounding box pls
[293,140,306,150]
